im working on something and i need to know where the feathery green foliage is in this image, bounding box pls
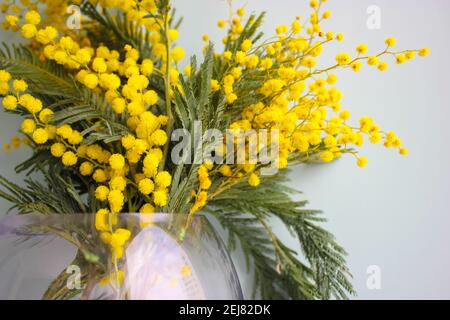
[207,170,354,299]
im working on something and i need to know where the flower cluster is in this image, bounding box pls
[1,70,57,146]
[209,2,428,178]
[1,0,428,226]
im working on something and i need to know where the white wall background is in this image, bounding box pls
[1,0,450,299]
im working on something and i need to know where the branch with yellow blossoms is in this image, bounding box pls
[0,0,428,299]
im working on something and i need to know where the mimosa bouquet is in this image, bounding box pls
[0,0,428,299]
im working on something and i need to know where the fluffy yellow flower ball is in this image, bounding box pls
[276,24,288,35]
[110,176,127,191]
[219,165,232,177]
[93,169,108,183]
[21,119,36,134]
[67,131,83,145]
[95,209,110,232]
[75,48,92,64]
[336,33,345,42]
[83,74,98,89]
[109,154,125,170]
[25,10,41,25]
[241,39,252,52]
[183,65,191,77]
[153,189,168,207]
[5,15,19,27]
[200,177,212,190]
[190,191,208,214]
[320,151,335,163]
[171,47,185,62]
[385,37,396,47]
[39,109,54,123]
[62,151,78,167]
[155,171,172,188]
[12,80,27,92]
[36,26,58,45]
[396,54,406,64]
[108,190,124,213]
[138,178,155,195]
[260,58,273,70]
[56,124,73,139]
[50,143,66,157]
[248,173,260,187]
[367,56,379,66]
[327,74,338,84]
[95,186,110,201]
[45,125,57,140]
[168,29,179,41]
[100,74,121,91]
[357,156,369,168]
[210,79,220,92]
[217,19,226,29]
[32,128,49,144]
[223,51,232,61]
[79,161,94,176]
[356,44,368,55]
[110,228,131,248]
[92,57,107,73]
[143,90,158,105]
[140,203,155,214]
[351,61,362,72]
[29,98,43,114]
[419,48,430,57]
[378,61,389,72]
[0,70,11,82]
[335,53,351,65]
[3,95,18,110]
[0,83,8,94]
[121,134,136,150]
[21,24,37,38]
[291,20,301,34]
[127,101,145,117]
[140,59,154,76]
[18,94,42,113]
[144,154,160,173]
[112,98,126,114]
[323,10,331,19]
[226,93,237,104]
[150,129,168,146]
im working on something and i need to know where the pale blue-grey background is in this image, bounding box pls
[1,0,449,299]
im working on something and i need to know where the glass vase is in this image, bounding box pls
[0,213,243,300]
